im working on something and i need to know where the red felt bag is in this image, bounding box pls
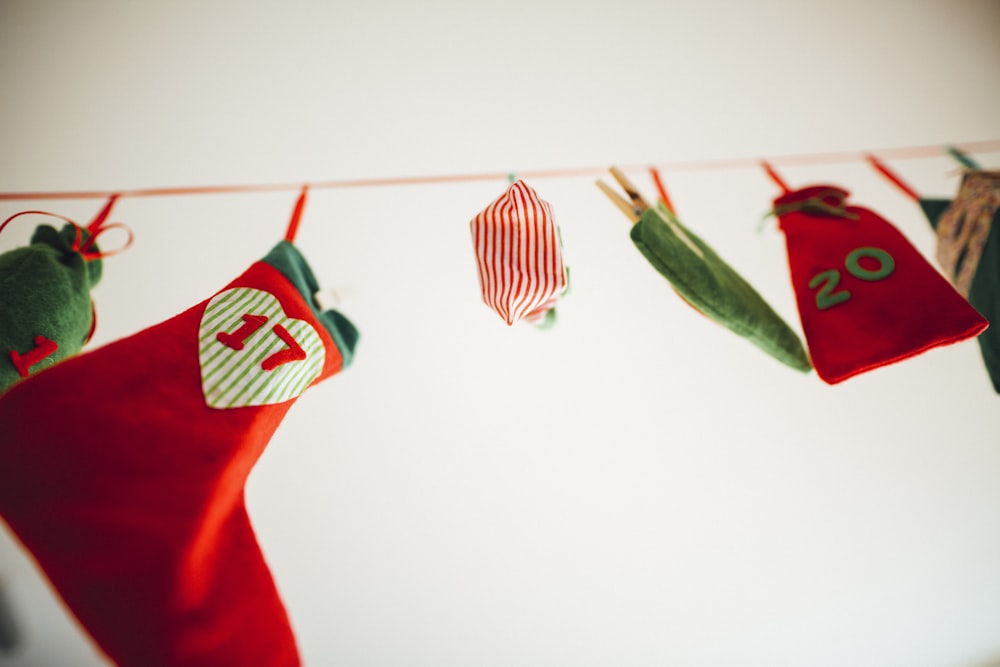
[0,208,357,664]
[773,183,987,384]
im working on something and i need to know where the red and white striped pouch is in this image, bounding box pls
[470,179,568,325]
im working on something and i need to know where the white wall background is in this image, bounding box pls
[1,1,999,665]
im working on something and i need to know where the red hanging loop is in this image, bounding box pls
[285,185,309,243]
[866,154,921,202]
[86,193,120,233]
[649,167,677,215]
[78,194,133,259]
[0,209,77,237]
[0,202,133,260]
[78,222,134,260]
[761,161,790,194]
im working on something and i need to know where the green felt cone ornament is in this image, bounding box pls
[0,196,128,394]
[597,167,812,373]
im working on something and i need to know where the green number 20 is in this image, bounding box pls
[808,247,895,311]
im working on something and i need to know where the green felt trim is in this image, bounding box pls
[947,146,980,170]
[31,224,103,285]
[261,241,359,368]
[534,307,558,330]
[919,198,952,230]
[0,225,99,393]
[630,206,812,373]
[968,209,1000,393]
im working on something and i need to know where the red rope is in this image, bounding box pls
[0,140,996,202]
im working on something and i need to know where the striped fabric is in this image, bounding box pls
[199,287,325,408]
[470,179,568,325]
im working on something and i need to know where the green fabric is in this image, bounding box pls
[629,205,812,373]
[262,240,359,368]
[919,187,999,393]
[948,146,980,170]
[534,307,558,330]
[965,210,1000,392]
[0,224,101,393]
[919,198,952,230]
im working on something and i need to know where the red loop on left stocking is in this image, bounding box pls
[0,196,133,261]
[77,194,133,259]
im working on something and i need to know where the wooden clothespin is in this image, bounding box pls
[596,166,652,224]
[598,165,705,258]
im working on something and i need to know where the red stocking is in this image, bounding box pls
[0,240,358,666]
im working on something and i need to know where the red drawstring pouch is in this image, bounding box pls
[772,183,987,384]
[0,193,358,665]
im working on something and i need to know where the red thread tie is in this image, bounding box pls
[649,167,677,214]
[86,194,120,233]
[761,161,790,193]
[285,185,309,243]
[78,194,134,260]
[866,154,921,202]
[0,210,76,238]
[0,203,133,261]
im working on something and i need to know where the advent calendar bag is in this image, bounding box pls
[933,171,1000,391]
[0,240,357,666]
[774,185,987,384]
[470,179,569,326]
[0,196,126,394]
[868,155,1000,392]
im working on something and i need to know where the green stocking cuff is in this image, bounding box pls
[261,241,359,368]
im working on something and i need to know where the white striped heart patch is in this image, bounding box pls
[199,287,325,409]
[470,180,568,325]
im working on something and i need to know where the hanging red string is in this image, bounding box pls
[284,185,309,243]
[0,200,134,260]
[648,167,677,214]
[866,154,921,202]
[86,194,120,233]
[77,194,134,259]
[760,161,790,193]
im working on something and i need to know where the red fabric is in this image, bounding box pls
[775,185,988,384]
[0,259,345,666]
